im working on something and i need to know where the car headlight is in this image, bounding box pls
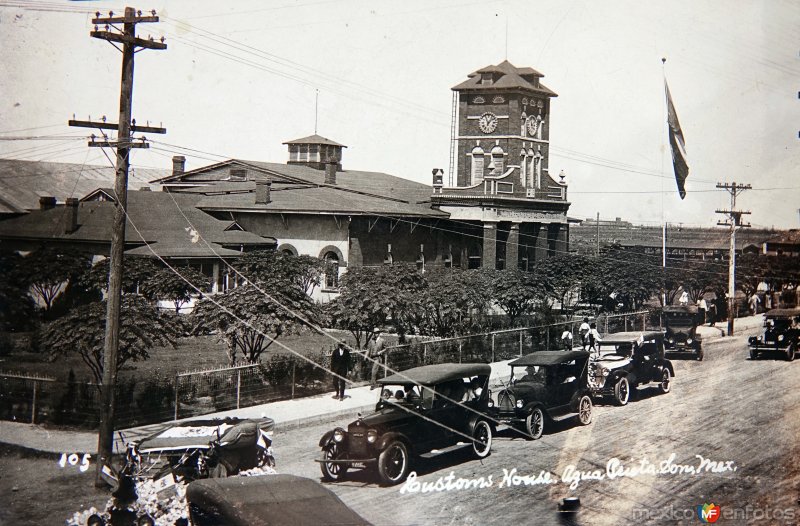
[758,335,763,341]
[778,334,784,342]
[333,429,345,443]
[687,338,693,344]
[669,338,675,344]
[602,367,610,377]
[488,399,494,408]
[366,429,378,443]
[516,399,524,409]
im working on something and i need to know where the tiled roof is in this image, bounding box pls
[156,159,447,217]
[0,188,275,258]
[453,60,557,97]
[765,229,800,245]
[0,159,168,215]
[282,134,346,147]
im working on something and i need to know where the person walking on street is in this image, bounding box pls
[579,318,591,351]
[749,293,760,316]
[679,289,689,306]
[560,329,574,350]
[587,323,602,353]
[698,297,707,325]
[367,327,387,389]
[330,342,350,401]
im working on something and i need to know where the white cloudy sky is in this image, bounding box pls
[1,0,798,228]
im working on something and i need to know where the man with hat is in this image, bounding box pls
[367,327,387,389]
[330,341,350,401]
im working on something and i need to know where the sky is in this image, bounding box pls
[1,0,799,229]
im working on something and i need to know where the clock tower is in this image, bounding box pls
[431,60,570,270]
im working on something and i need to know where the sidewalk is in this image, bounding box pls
[0,316,763,456]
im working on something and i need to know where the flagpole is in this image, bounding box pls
[661,58,667,306]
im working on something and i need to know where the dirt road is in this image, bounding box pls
[275,328,800,525]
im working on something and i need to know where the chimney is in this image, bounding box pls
[325,159,337,185]
[39,196,56,210]
[255,179,272,204]
[432,168,444,194]
[65,198,79,233]
[172,155,186,176]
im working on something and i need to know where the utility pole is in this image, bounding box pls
[715,182,751,337]
[69,7,166,487]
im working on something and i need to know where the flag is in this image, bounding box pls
[665,80,689,199]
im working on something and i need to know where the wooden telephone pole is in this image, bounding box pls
[69,7,166,487]
[715,182,751,337]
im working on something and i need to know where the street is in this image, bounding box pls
[274,327,800,525]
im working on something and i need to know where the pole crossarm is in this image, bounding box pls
[69,119,166,134]
[87,140,149,149]
[92,14,159,24]
[90,31,167,50]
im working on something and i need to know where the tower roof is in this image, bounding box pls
[452,60,557,97]
[282,134,347,148]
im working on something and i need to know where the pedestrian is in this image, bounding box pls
[579,317,591,350]
[707,301,716,327]
[367,327,387,389]
[560,329,574,350]
[587,322,602,352]
[749,293,760,316]
[679,289,689,306]
[698,297,707,324]
[330,342,350,401]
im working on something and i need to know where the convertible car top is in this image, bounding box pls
[379,363,491,386]
[509,350,590,367]
[187,474,371,526]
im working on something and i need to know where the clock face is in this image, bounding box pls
[526,116,538,136]
[478,112,498,134]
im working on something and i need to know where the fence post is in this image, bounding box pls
[31,380,38,424]
[605,316,609,335]
[546,327,550,351]
[291,362,296,400]
[624,315,628,332]
[491,334,495,363]
[383,354,387,378]
[519,330,523,356]
[236,369,242,409]
[174,375,179,421]
[423,342,427,363]
[642,312,646,330]
[458,342,462,363]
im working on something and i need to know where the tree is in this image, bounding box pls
[0,252,38,331]
[533,255,594,314]
[41,295,178,388]
[420,269,492,337]
[17,247,92,315]
[326,264,425,347]
[237,250,325,296]
[191,250,320,365]
[487,269,547,326]
[148,265,209,314]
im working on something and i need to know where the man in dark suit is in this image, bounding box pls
[330,342,350,401]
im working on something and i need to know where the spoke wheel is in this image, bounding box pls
[577,395,593,425]
[472,420,492,458]
[614,377,630,406]
[378,441,409,485]
[750,348,758,360]
[526,407,544,440]
[658,369,671,394]
[787,344,796,362]
[320,443,347,482]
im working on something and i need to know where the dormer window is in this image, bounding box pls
[481,73,493,85]
[229,168,247,181]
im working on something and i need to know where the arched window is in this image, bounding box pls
[323,251,339,289]
[277,243,298,256]
[470,146,485,184]
[535,154,543,188]
[536,116,544,140]
[520,151,528,186]
[491,146,504,175]
[526,148,535,188]
[520,112,527,136]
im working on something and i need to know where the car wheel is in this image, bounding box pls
[320,443,348,482]
[658,369,671,394]
[614,377,630,406]
[577,396,593,426]
[472,420,492,458]
[378,441,410,485]
[750,348,758,360]
[787,344,796,362]
[526,407,545,440]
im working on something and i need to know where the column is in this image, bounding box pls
[482,221,498,269]
[555,223,568,256]
[535,223,548,261]
[505,222,520,270]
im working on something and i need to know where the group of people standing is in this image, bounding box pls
[559,317,602,352]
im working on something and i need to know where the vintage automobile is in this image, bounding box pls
[187,474,371,526]
[748,308,800,361]
[587,331,674,406]
[489,350,593,440]
[317,363,493,486]
[663,305,704,360]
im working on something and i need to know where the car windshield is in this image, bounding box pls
[595,342,634,357]
[379,384,429,409]
[513,362,580,386]
[766,319,790,330]
[667,314,694,326]
[513,365,547,384]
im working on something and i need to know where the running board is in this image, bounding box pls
[419,443,470,458]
